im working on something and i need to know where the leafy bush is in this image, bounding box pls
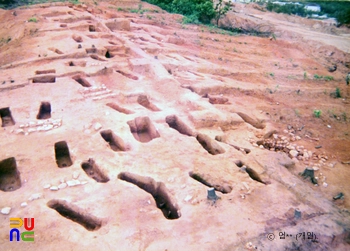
[28,17,37,22]
[266,2,313,17]
[266,1,350,26]
[144,0,216,24]
[313,74,334,81]
[330,87,342,98]
[313,109,322,118]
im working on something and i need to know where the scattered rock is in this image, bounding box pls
[58,183,67,189]
[50,186,59,191]
[21,202,28,207]
[67,180,80,187]
[184,195,193,202]
[43,184,51,189]
[94,122,102,131]
[28,193,42,201]
[1,207,11,215]
[289,150,299,158]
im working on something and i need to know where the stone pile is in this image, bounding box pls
[80,85,116,100]
[44,171,88,191]
[12,118,62,135]
[251,131,333,187]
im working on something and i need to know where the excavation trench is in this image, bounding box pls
[54,141,73,168]
[118,172,181,220]
[81,158,109,183]
[189,171,232,194]
[100,129,127,151]
[106,102,134,114]
[196,133,225,155]
[47,200,102,231]
[0,107,15,127]
[127,116,160,143]
[72,76,91,87]
[32,75,56,83]
[137,94,161,111]
[37,101,51,119]
[0,157,21,192]
[165,115,195,137]
[116,70,138,80]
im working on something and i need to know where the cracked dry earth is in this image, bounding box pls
[1,1,350,251]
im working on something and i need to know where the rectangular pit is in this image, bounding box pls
[0,157,21,192]
[47,199,102,231]
[0,107,15,127]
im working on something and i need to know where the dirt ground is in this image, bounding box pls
[0,1,349,250]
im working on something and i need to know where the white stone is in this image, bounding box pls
[43,184,51,189]
[28,128,36,133]
[184,195,193,202]
[1,207,11,215]
[58,183,67,189]
[287,145,295,150]
[323,182,328,187]
[16,129,25,134]
[296,136,301,140]
[252,143,258,147]
[73,172,80,179]
[259,145,264,149]
[80,180,88,185]
[29,121,36,127]
[44,124,54,131]
[94,123,102,131]
[67,180,79,187]
[29,193,42,201]
[50,186,59,191]
[289,150,299,157]
[21,202,28,207]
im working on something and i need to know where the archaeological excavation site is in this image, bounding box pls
[0,0,350,250]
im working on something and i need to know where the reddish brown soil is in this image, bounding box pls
[0,1,349,250]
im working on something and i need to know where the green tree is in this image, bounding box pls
[214,0,232,26]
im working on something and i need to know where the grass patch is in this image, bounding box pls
[313,109,322,118]
[330,87,342,98]
[314,74,334,81]
[28,17,38,22]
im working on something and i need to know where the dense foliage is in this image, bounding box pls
[266,1,350,26]
[266,2,313,17]
[315,1,350,25]
[144,0,217,24]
